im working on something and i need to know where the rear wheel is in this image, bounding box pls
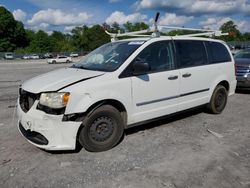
[207,85,228,114]
[79,105,124,152]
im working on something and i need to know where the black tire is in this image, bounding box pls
[52,60,56,64]
[79,105,124,152]
[207,85,228,114]
[66,60,70,63]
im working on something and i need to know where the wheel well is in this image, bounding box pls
[217,80,229,91]
[86,99,127,125]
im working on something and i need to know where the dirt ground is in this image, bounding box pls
[0,59,249,188]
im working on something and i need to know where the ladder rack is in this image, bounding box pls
[105,12,228,41]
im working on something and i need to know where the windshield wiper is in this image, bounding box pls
[73,65,108,72]
[71,64,92,70]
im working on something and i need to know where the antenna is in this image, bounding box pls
[154,12,160,32]
[152,12,160,37]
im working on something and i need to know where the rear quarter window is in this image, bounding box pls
[206,41,231,64]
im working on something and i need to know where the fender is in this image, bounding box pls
[62,77,134,124]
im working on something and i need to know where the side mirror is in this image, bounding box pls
[133,60,150,76]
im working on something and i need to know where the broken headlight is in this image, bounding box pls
[39,92,70,109]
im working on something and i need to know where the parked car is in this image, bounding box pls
[234,49,250,90]
[47,55,72,64]
[22,55,30,60]
[70,52,79,57]
[44,53,53,59]
[4,52,14,60]
[39,54,46,59]
[30,54,40,59]
[17,36,236,152]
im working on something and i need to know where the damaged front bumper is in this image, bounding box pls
[17,100,82,150]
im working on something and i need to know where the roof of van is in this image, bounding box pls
[116,36,225,44]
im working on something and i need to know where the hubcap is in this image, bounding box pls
[215,89,226,110]
[89,116,115,142]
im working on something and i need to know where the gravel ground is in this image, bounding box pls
[0,59,249,188]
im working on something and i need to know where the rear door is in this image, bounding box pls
[58,56,66,63]
[130,40,180,123]
[174,40,211,111]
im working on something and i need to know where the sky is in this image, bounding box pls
[1,0,250,33]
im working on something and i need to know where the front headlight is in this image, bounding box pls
[39,92,70,109]
[247,74,250,81]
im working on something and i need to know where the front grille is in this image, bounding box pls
[236,65,250,77]
[19,89,39,113]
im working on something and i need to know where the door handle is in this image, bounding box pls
[182,73,192,78]
[168,75,178,80]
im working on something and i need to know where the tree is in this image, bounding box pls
[71,25,110,51]
[102,22,111,31]
[219,21,241,41]
[25,29,36,44]
[111,22,121,32]
[167,29,202,36]
[49,31,74,52]
[87,25,110,50]
[14,22,29,47]
[124,22,149,32]
[123,21,133,32]
[242,32,250,41]
[71,26,89,51]
[0,6,28,51]
[28,30,52,53]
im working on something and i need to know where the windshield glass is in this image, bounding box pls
[234,50,250,59]
[72,41,144,72]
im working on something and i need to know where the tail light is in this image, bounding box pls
[234,63,237,76]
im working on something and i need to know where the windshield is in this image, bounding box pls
[234,50,250,59]
[72,41,144,72]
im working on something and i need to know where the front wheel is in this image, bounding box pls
[207,85,228,114]
[78,105,124,152]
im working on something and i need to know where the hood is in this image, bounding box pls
[235,58,250,67]
[22,67,104,93]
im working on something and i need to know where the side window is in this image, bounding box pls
[135,41,175,73]
[206,42,231,64]
[175,40,207,68]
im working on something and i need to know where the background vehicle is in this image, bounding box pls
[39,54,46,59]
[30,54,39,59]
[70,52,79,57]
[4,52,14,60]
[234,49,250,89]
[22,54,30,59]
[47,55,72,64]
[44,53,53,59]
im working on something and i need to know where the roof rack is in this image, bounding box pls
[105,12,228,41]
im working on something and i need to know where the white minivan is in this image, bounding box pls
[17,36,236,152]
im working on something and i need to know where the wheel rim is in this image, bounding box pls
[89,116,115,142]
[214,89,226,111]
